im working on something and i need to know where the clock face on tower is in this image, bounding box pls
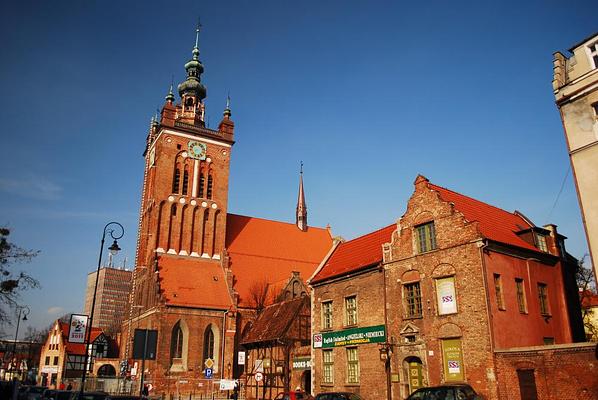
[187,141,207,160]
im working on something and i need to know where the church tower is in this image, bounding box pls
[134,25,235,290]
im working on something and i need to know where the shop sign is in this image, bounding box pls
[441,338,464,381]
[313,324,386,348]
[292,357,311,370]
[41,366,59,374]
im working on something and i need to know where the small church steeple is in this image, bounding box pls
[296,162,308,231]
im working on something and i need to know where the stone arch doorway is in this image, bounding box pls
[300,370,311,394]
[97,364,116,377]
[404,356,424,395]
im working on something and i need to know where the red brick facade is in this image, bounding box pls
[311,175,587,400]
[494,343,597,400]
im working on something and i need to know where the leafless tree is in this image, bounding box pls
[576,256,597,341]
[247,279,270,314]
[0,228,39,327]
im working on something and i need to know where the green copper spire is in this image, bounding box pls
[223,93,231,117]
[165,81,175,103]
[178,22,206,100]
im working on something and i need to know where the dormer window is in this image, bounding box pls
[535,233,548,252]
[415,221,437,253]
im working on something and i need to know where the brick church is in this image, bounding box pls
[120,27,333,396]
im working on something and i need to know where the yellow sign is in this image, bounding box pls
[441,338,464,381]
[204,358,214,369]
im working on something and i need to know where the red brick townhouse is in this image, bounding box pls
[309,175,585,400]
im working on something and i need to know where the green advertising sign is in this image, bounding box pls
[313,324,386,348]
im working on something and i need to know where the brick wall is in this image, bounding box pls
[311,268,388,400]
[494,343,598,400]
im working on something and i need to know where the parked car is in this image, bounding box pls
[314,392,364,400]
[406,384,483,400]
[42,389,74,400]
[19,385,47,400]
[274,391,314,400]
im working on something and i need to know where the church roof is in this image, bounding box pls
[310,224,395,285]
[226,214,333,307]
[157,256,232,310]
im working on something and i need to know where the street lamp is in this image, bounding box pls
[80,222,124,395]
[379,341,393,400]
[11,305,30,380]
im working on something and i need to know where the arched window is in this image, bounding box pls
[172,168,181,193]
[207,174,213,199]
[182,168,189,196]
[199,172,205,198]
[203,325,215,362]
[171,322,184,359]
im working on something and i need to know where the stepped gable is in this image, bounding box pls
[311,224,395,284]
[428,182,536,251]
[226,213,333,307]
[157,257,232,309]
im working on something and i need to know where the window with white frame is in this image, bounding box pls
[322,349,333,384]
[346,347,359,384]
[345,296,357,326]
[322,301,333,330]
[535,233,548,252]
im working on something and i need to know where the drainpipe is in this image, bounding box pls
[222,310,228,378]
[478,240,498,399]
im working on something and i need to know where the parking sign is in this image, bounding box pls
[205,368,213,379]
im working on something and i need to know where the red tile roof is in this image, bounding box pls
[311,224,395,284]
[580,290,598,308]
[428,183,537,251]
[157,256,232,309]
[226,214,333,307]
[59,322,103,355]
[241,296,308,345]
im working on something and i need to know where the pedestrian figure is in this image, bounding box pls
[66,382,73,391]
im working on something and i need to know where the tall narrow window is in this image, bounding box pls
[404,282,423,318]
[346,347,359,384]
[345,296,357,326]
[207,174,213,199]
[182,169,189,195]
[322,301,333,329]
[516,278,527,313]
[172,168,181,193]
[199,173,205,198]
[171,323,183,359]
[322,350,333,384]
[537,283,550,316]
[415,222,437,253]
[494,274,505,310]
[203,326,215,363]
[588,41,598,68]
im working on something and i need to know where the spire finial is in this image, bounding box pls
[195,18,201,49]
[223,92,232,117]
[300,161,303,174]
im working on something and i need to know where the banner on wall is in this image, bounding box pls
[313,324,386,348]
[436,277,457,315]
[442,338,464,381]
[68,314,88,343]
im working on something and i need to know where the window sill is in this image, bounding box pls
[320,327,334,332]
[404,316,423,320]
[343,324,358,329]
[320,383,334,387]
[344,383,360,387]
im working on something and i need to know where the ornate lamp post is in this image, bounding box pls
[11,305,30,380]
[80,222,124,395]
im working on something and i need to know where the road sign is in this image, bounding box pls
[205,368,213,379]
[255,372,263,382]
[205,358,214,369]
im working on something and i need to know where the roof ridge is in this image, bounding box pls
[227,213,329,232]
[344,223,395,243]
[428,182,521,220]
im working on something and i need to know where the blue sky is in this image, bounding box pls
[0,0,595,334]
